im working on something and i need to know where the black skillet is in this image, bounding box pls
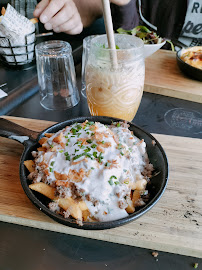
[174,40,202,81]
[0,116,169,230]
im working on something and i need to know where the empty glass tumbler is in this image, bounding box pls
[35,40,80,110]
[81,35,96,98]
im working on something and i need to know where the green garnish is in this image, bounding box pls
[101,141,105,144]
[50,144,54,148]
[49,167,53,172]
[108,179,113,185]
[66,143,68,146]
[124,181,129,184]
[114,181,120,185]
[71,128,77,135]
[98,152,104,163]
[93,152,98,158]
[120,151,124,156]
[76,124,82,131]
[50,161,55,166]
[91,167,95,170]
[64,152,71,161]
[86,139,92,144]
[117,123,121,127]
[73,153,84,160]
[84,147,91,153]
[91,144,97,148]
[110,175,117,180]
[105,162,110,167]
[59,150,64,153]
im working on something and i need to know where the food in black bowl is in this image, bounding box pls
[0,116,169,230]
[176,46,202,81]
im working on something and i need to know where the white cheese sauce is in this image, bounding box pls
[32,121,152,222]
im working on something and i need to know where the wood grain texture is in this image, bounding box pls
[145,50,202,103]
[0,116,202,258]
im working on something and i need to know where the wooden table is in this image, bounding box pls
[145,50,202,103]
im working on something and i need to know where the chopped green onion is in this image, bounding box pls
[59,150,64,153]
[93,152,98,158]
[84,147,91,153]
[50,144,54,148]
[110,175,117,180]
[86,139,92,144]
[108,179,113,185]
[50,161,55,166]
[117,123,121,127]
[114,181,120,185]
[98,152,103,163]
[91,144,97,148]
[49,167,53,172]
[71,128,77,135]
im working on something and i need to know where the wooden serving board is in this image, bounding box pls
[145,50,202,103]
[0,116,202,258]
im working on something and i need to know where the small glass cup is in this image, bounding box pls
[85,34,145,121]
[35,40,80,110]
[81,35,96,98]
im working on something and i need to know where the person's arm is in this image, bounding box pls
[33,0,136,35]
[110,0,139,31]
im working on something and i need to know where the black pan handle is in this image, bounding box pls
[0,118,39,144]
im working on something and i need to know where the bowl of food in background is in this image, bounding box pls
[176,46,202,81]
[117,26,166,58]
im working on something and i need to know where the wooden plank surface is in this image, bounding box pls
[145,50,202,103]
[0,116,202,258]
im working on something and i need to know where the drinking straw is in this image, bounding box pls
[101,0,118,69]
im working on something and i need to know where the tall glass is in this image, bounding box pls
[81,35,96,98]
[35,40,80,110]
[85,34,145,121]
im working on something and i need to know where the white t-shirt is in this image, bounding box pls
[178,0,202,46]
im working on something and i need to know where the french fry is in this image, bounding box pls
[24,160,35,173]
[125,197,135,213]
[78,201,88,211]
[30,18,38,24]
[29,182,56,200]
[82,210,90,221]
[1,7,6,16]
[132,190,141,206]
[56,197,82,220]
[133,179,147,190]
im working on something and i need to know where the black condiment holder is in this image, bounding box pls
[0,29,36,70]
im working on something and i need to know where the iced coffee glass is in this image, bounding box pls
[85,34,145,121]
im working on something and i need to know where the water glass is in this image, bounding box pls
[35,40,80,110]
[81,35,96,98]
[85,34,145,121]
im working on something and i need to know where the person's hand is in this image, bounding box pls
[33,0,83,35]
[110,0,131,5]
